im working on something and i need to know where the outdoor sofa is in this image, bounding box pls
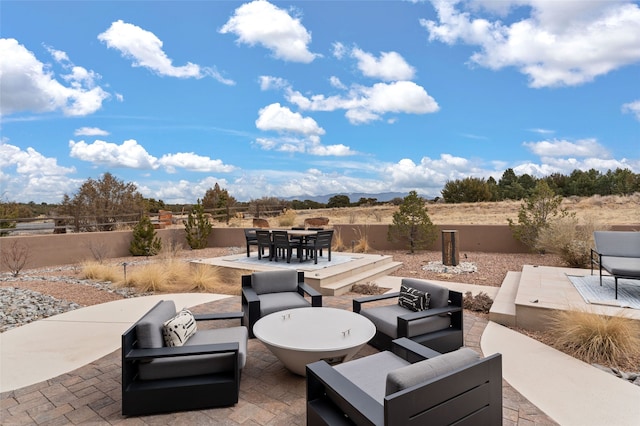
[121,300,248,416]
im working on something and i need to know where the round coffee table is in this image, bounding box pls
[253,307,376,376]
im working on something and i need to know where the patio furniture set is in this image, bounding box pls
[590,231,640,299]
[245,227,334,264]
[121,269,503,423]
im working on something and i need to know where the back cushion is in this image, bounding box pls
[251,270,298,295]
[136,300,177,348]
[595,231,640,257]
[385,347,480,395]
[401,278,449,309]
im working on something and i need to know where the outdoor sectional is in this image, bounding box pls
[591,231,640,299]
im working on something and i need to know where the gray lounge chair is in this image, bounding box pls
[591,231,640,299]
[306,338,502,426]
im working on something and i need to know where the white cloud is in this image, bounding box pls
[421,0,640,87]
[0,38,110,116]
[69,139,158,169]
[287,81,439,124]
[68,139,235,173]
[259,75,289,91]
[219,0,318,63]
[74,127,109,136]
[256,103,325,136]
[523,138,609,158]
[0,143,78,202]
[332,42,347,59]
[329,76,347,90]
[351,48,416,81]
[622,100,640,120]
[98,20,234,84]
[158,152,236,174]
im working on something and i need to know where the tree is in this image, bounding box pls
[327,194,350,208]
[183,199,212,249]
[388,190,438,253]
[203,183,236,210]
[0,200,32,236]
[498,168,526,200]
[59,173,145,232]
[508,181,569,252]
[441,177,492,203]
[129,215,162,256]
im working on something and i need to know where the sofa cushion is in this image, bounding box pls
[136,300,177,349]
[398,284,429,312]
[360,304,450,339]
[258,292,310,316]
[334,351,409,403]
[601,256,640,278]
[401,279,449,309]
[162,309,197,347]
[138,326,249,381]
[251,270,298,295]
[385,347,480,396]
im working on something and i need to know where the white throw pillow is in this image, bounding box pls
[162,309,197,347]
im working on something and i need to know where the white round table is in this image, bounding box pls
[253,307,376,376]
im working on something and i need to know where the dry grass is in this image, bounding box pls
[189,264,245,295]
[277,209,297,227]
[81,261,120,283]
[548,308,640,369]
[352,225,371,253]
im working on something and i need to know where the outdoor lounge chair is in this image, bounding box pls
[306,337,502,426]
[353,278,463,353]
[591,231,640,299]
[121,300,248,416]
[242,270,322,338]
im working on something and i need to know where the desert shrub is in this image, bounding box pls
[277,209,297,227]
[463,291,493,313]
[81,261,120,283]
[1,240,30,277]
[549,308,640,368]
[331,228,346,251]
[190,264,242,295]
[129,216,162,256]
[350,281,386,295]
[537,215,608,267]
[353,225,371,253]
[84,240,110,263]
[508,181,569,252]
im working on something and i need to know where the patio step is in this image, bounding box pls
[489,271,521,328]
[310,258,403,296]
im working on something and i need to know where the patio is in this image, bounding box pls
[2,261,640,425]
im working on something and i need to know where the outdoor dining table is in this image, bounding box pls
[270,229,318,261]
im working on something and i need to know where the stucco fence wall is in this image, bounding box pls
[1,224,636,272]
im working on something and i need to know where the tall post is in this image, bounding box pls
[441,230,459,266]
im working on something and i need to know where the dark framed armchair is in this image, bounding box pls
[121,300,248,416]
[307,338,502,426]
[242,270,322,338]
[353,278,463,353]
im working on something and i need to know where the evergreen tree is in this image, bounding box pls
[184,199,212,249]
[388,191,438,253]
[129,215,162,256]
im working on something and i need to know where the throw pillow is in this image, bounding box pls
[162,309,197,347]
[398,284,430,312]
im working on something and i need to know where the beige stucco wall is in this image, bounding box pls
[1,224,637,272]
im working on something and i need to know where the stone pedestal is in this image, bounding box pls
[441,230,459,266]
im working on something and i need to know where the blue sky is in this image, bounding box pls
[1,0,639,204]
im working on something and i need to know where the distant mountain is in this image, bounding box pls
[286,192,408,204]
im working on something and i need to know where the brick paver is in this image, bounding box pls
[0,295,557,425]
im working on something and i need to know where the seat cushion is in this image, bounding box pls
[385,347,480,396]
[360,304,451,339]
[258,292,310,316]
[251,270,299,295]
[136,300,177,349]
[334,351,409,403]
[138,326,248,381]
[601,256,640,277]
[401,278,449,309]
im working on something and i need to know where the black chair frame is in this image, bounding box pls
[353,290,463,353]
[121,305,244,416]
[241,271,322,338]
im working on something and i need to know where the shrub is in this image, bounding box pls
[331,228,346,251]
[388,190,438,253]
[463,291,493,313]
[537,215,608,267]
[351,282,386,295]
[129,216,162,256]
[353,225,371,253]
[81,261,120,283]
[549,308,640,368]
[0,240,30,277]
[184,199,212,249]
[190,264,242,295]
[277,209,297,227]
